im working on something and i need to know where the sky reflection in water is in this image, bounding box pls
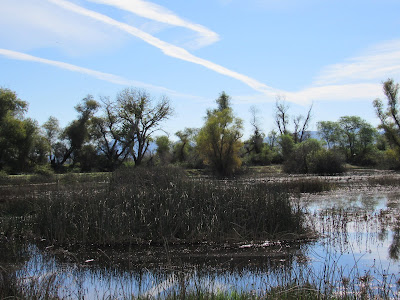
[17,187,400,298]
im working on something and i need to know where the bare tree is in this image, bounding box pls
[275,95,313,143]
[275,95,290,135]
[293,104,313,143]
[91,97,131,170]
[117,88,173,166]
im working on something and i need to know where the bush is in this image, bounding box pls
[308,149,345,175]
[383,148,400,170]
[283,139,321,174]
[33,164,55,177]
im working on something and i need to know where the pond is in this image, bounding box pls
[8,180,400,298]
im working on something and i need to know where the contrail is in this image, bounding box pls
[86,0,219,48]
[47,0,276,96]
[0,48,188,96]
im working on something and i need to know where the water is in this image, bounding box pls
[13,185,400,298]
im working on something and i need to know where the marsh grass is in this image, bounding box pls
[0,166,308,246]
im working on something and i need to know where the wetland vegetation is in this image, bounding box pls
[1,81,400,298]
[1,167,400,299]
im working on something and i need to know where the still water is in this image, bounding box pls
[15,186,400,298]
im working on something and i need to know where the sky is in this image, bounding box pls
[1,0,400,140]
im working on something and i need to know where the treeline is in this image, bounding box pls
[1,79,400,176]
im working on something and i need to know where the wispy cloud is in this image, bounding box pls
[0,48,193,97]
[86,0,220,48]
[47,0,276,96]
[314,39,400,86]
[287,83,382,104]
[234,83,382,106]
[0,0,124,55]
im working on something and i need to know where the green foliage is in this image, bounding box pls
[155,135,172,164]
[308,149,345,174]
[278,134,295,158]
[33,164,55,177]
[373,79,400,168]
[0,88,46,173]
[283,139,322,174]
[197,93,243,176]
[317,121,341,149]
[317,116,378,166]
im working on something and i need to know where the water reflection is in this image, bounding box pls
[8,187,400,298]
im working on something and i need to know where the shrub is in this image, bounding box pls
[33,164,55,177]
[383,148,400,170]
[308,149,345,175]
[283,139,321,174]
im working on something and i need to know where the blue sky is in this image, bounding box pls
[1,0,400,139]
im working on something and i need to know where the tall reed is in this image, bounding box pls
[5,166,308,246]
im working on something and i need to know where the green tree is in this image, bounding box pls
[42,116,60,163]
[197,92,243,176]
[173,128,198,163]
[338,116,376,163]
[317,121,341,149]
[373,79,400,149]
[283,138,322,174]
[243,106,270,166]
[53,95,100,169]
[155,135,171,165]
[0,88,41,172]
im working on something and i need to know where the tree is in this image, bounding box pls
[283,138,321,174]
[0,88,39,172]
[293,104,312,143]
[338,116,376,162]
[91,98,131,171]
[373,79,400,149]
[173,128,198,163]
[117,88,173,166]
[42,116,60,163]
[274,96,313,143]
[243,106,270,166]
[275,96,290,135]
[52,96,100,169]
[197,92,243,176]
[155,135,172,165]
[317,121,341,149]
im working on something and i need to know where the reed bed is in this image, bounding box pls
[0,166,308,246]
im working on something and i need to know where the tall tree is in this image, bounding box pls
[42,116,60,163]
[317,121,341,149]
[274,96,312,143]
[373,79,400,149]
[0,88,37,172]
[197,92,243,176]
[117,88,173,166]
[173,127,198,163]
[91,98,131,171]
[53,95,100,168]
[275,96,290,136]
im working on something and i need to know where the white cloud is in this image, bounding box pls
[287,83,382,104]
[48,0,276,95]
[0,0,124,55]
[314,39,400,86]
[86,0,220,48]
[233,83,382,106]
